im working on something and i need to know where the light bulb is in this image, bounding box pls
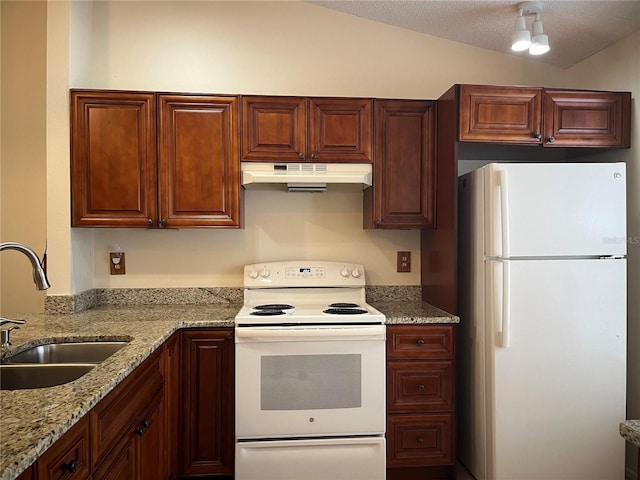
[529,19,550,55]
[511,13,531,51]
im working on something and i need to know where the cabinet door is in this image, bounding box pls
[36,416,91,480]
[180,329,234,476]
[241,96,307,162]
[93,437,137,480]
[542,90,631,147]
[70,90,157,227]
[309,98,372,163]
[365,100,435,229]
[458,85,543,144]
[137,391,165,480]
[158,95,241,228]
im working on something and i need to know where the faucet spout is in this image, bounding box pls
[0,242,51,290]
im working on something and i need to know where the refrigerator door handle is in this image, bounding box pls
[499,260,511,348]
[498,169,511,258]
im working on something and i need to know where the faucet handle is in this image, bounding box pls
[0,318,26,327]
[0,325,20,348]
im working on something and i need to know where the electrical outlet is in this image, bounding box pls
[397,251,411,272]
[110,252,126,275]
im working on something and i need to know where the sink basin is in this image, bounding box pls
[0,364,95,390]
[5,341,128,364]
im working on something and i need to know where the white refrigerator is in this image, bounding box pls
[458,162,627,480]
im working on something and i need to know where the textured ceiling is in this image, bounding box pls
[309,1,640,69]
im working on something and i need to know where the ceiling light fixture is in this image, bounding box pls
[510,2,550,56]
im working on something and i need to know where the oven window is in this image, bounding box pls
[261,354,361,410]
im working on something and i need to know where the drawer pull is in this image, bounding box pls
[135,419,150,436]
[62,460,78,473]
[417,384,425,391]
[416,436,424,445]
[417,339,425,345]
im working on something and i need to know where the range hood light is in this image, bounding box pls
[287,183,327,193]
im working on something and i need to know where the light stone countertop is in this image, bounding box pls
[0,300,457,480]
[620,420,640,449]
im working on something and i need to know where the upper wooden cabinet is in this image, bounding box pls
[158,95,241,228]
[364,100,436,229]
[242,96,373,163]
[71,91,157,227]
[71,90,242,228]
[458,84,631,148]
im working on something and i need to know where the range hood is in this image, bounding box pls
[241,163,373,191]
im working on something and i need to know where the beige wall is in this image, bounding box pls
[0,1,48,315]
[58,0,566,294]
[565,31,640,479]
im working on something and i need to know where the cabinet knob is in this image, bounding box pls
[533,132,542,139]
[418,384,425,391]
[547,136,555,143]
[417,339,425,345]
[311,153,317,160]
[147,218,153,227]
[298,153,305,160]
[416,436,424,445]
[135,419,150,436]
[160,219,167,227]
[62,460,78,473]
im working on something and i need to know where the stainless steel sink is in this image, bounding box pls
[0,364,95,390]
[5,341,128,364]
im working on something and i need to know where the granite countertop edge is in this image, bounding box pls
[620,419,640,448]
[0,301,457,480]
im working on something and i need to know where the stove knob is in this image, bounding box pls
[351,267,361,278]
[260,268,271,278]
[340,266,351,278]
[249,268,259,279]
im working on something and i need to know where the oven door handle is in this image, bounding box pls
[235,325,386,342]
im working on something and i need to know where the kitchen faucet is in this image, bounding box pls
[0,242,50,349]
[0,241,51,290]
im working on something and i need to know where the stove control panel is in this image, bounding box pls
[243,261,367,288]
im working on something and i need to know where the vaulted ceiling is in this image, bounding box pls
[309,1,640,69]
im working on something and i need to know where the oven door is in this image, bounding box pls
[235,325,386,439]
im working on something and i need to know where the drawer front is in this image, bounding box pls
[387,414,454,467]
[36,416,91,480]
[387,360,454,413]
[91,348,163,467]
[387,325,454,359]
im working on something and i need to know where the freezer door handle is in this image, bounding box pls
[498,169,511,258]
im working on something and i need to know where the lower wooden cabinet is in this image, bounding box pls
[91,348,165,480]
[35,416,91,480]
[386,325,456,479]
[179,328,235,477]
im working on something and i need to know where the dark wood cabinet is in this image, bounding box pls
[542,89,631,147]
[158,95,241,228]
[364,100,436,229]
[71,90,242,228]
[179,328,234,477]
[35,416,91,480]
[242,96,372,163]
[70,90,157,227]
[91,348,165,479]
[458,84,631,147]
[163,332,180,480]
[386,325,455,479]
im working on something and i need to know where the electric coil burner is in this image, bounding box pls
[235,261,385,326]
